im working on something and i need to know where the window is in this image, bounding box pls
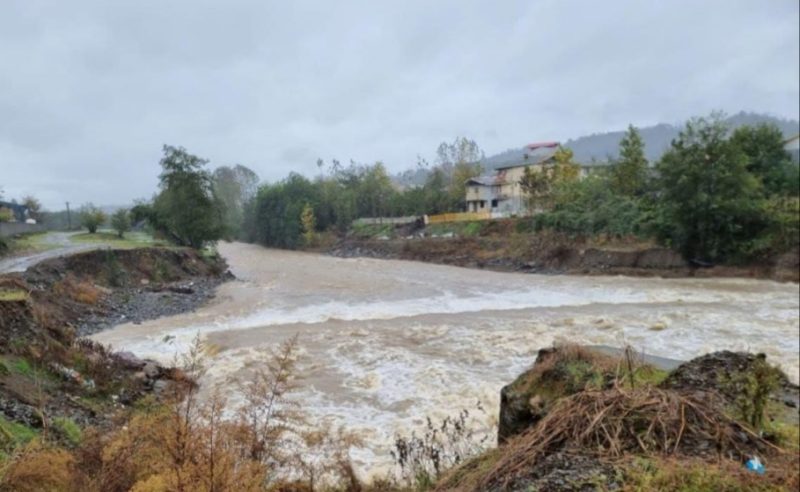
[491,199,498,208]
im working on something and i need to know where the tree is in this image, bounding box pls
[519,146,581,212]
[248,173,318,249]
[153,145,226,248]
[656,114,765,263]
[552,147,581,182]
[0,207,13,223]
[730,124,798,197]
[111,208,131,238]
[611,125,649,196]
[520,166,555,212]
[436,137,484,208]
[357,162,395,218]
[300,202,316,246]
[21,195,42,222]
[212,164,260,238]
[79,204,107,233]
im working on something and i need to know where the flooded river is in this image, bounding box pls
[91,242,800,472]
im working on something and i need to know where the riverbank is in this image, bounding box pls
[328,231,799,282]
[0,247,230,443]
[1,242,798,490]
[435,345,800,491]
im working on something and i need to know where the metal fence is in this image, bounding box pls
[352,216,420,226]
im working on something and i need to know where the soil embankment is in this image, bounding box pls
[0,247,230,436]
[330,231,799,282]
[438,345,800,491]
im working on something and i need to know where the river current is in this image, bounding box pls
[92,242,800,472]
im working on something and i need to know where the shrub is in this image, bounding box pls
[54,275,102,305]
[110,209,131,239]
[720,355,781,429]
[79,204,107,234]
[0,441,76,492]
[391,406,489,488]
[531,175,655,237]
[52,418,82,447]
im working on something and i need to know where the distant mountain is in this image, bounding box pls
[484,112,799,170]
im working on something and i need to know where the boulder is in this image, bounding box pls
[113,351,146,370]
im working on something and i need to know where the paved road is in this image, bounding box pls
[0,232,112,274]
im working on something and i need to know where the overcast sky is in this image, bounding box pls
[1,1,798,209]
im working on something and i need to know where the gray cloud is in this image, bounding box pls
[1,0,798,208]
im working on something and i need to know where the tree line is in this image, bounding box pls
[525,113,798,264]
[126,113,796,265]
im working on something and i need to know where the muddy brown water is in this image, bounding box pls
[91,242,800,474]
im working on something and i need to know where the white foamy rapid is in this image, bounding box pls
[91,242,800,473]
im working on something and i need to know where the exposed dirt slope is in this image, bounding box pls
[331,229,799,281]
[0,248,229,443]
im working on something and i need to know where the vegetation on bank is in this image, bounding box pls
[69,230,170,249]
[230,113,798,266]
[13,111,790,268]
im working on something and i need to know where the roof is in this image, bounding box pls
[784,134,800,144]
[526,141,559,150]
[496,146,558,170]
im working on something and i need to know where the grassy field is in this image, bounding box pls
[69,230,171,249]
[6,232,60,254]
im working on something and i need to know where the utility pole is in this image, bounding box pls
[66,201,71,230]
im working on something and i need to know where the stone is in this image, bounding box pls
[153,380,169,393]
[114,351,146,370]
[143,361,161,379]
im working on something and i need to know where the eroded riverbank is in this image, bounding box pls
[91,242,800,472]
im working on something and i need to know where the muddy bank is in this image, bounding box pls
[329,236,799,282]
[19,247,233,335]
[0,247,230,436]
[439,345,800,491]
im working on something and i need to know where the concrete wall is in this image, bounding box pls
[0,222,45,238]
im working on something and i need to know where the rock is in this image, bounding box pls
[143,361,161,379]
[152,380,169,393]
[660,351,797,404]
[498,347,560,444]
[113,351,146,370]
[167,284,195,295]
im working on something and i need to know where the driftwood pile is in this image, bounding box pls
[478,385,781,491]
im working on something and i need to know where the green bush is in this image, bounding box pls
[532,176,654,237]
[462,221,483,236]
[52,417,82,446]
[720,356,781,429]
